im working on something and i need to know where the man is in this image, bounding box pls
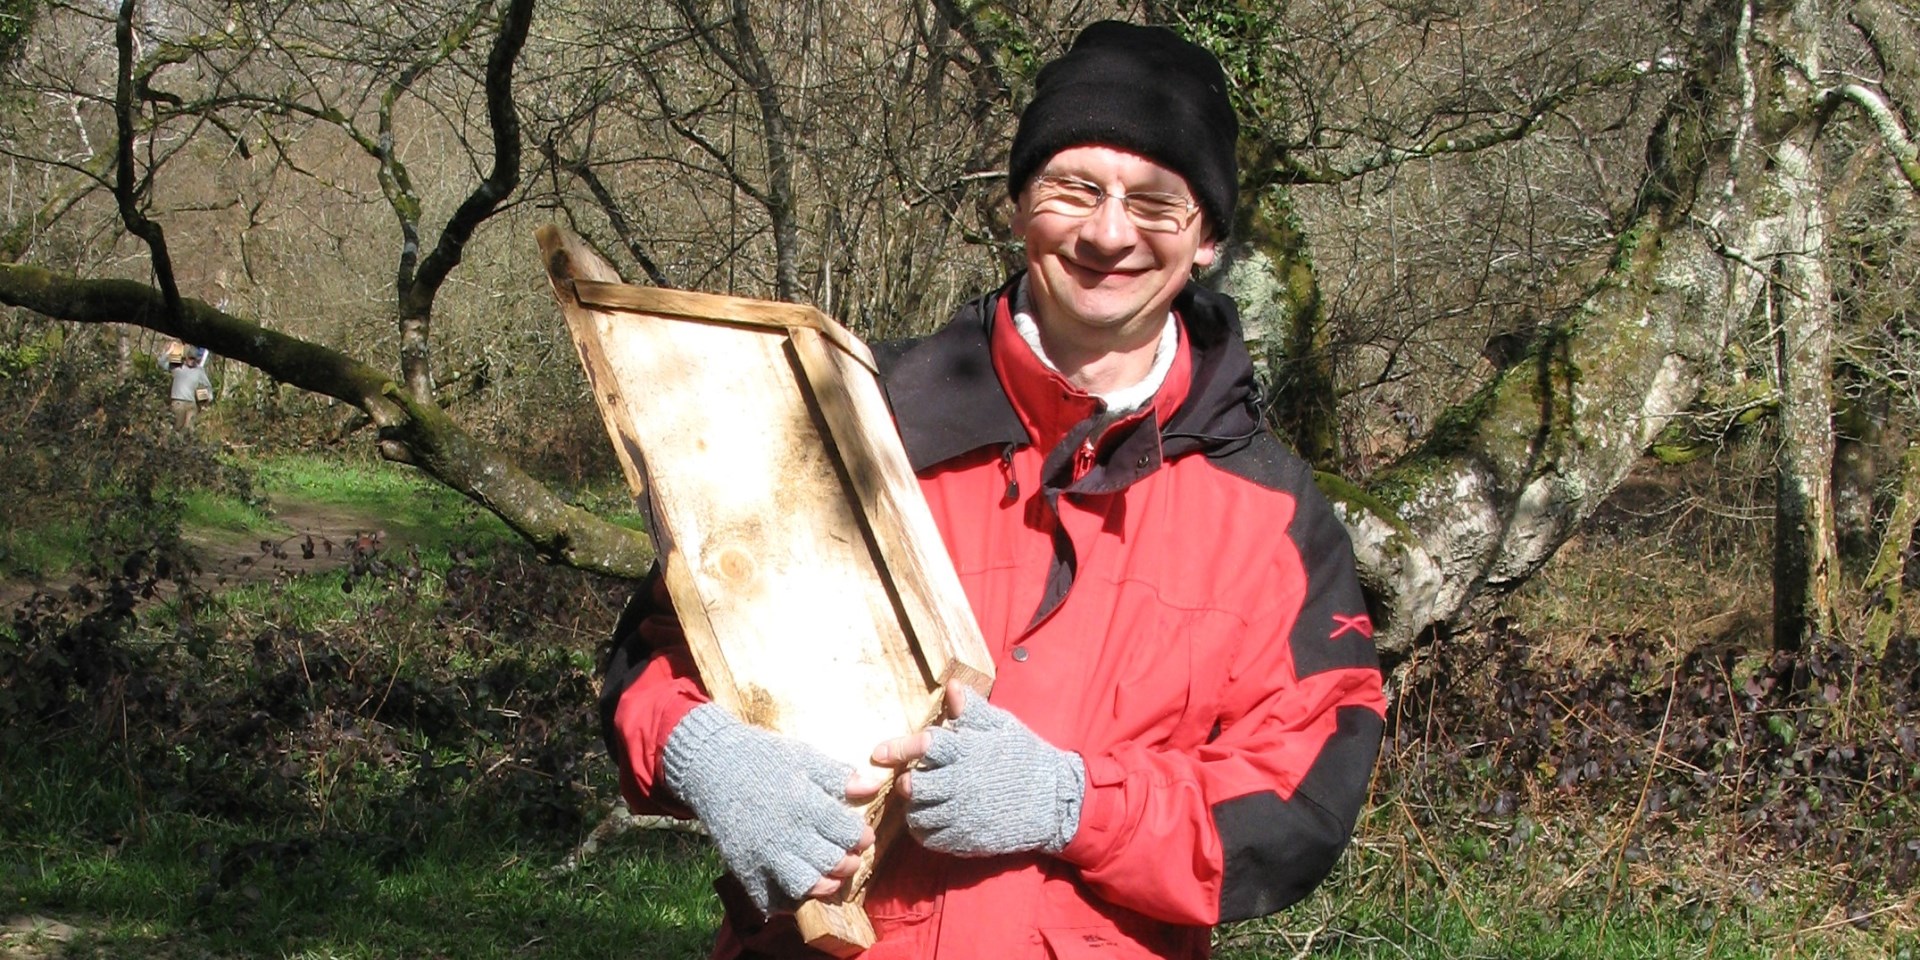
[600,21,1386,960]
[168,347,213,432]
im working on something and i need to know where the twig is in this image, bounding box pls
[1780,899,1903,938]
[1599,667,1680,938]
[544,806,707,879]
[1286,921,1321,960]
[1396,795,1487,936]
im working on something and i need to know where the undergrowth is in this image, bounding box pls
[7,513,1918,958]
[0,522,683,957]
[2,353,1916,957]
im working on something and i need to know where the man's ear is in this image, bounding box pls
[1193,236,1218,269]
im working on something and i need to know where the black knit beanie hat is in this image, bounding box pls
[1007,21,1239,237]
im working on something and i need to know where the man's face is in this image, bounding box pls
[1012,145,1217,352]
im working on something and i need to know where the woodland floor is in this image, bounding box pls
[4,460,1918,958]
[0,495,403,611]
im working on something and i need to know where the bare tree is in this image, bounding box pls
[4,0,1920,666]
[2,0,653,575]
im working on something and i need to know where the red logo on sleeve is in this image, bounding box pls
[1330,613,1373,640]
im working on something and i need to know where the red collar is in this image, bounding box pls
[988,293,1193,457]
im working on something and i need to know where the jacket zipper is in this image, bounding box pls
[1000,443,1020,503]
[1072,437,1097,482]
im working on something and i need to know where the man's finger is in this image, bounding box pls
[847,766,891,798]
[823,851,863,880]
[870,731,930,766]
[944,680,972,718]
[806,876,845,899]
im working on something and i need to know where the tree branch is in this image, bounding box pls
[1850,0,1920,136]
[113,0,182,322]
[0,263,655,579]
[1251,57,1684,190]
[1821,83,1920,195]
[543,140,674,287]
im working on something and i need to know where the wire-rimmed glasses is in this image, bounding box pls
[1026,174,1201,234]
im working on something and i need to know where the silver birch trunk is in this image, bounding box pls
[1299,0,1837,657]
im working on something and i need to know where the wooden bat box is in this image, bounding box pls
[537,225,993,955]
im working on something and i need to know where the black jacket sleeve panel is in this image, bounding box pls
[1216,705,1385,921]
[597,563,667,777]
[1284,470,1381,679]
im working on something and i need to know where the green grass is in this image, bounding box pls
[10,766,1903,960]
[0,509,90,578]
[179,487,283,537]
[1210,807,1916,960]
[252,452,520,554]
[2,749,720,960]
[202,566,406,631]
[1,449,645,585]
[198,452,624,631]
[1218,902,1795,959]
[248,451,647,557]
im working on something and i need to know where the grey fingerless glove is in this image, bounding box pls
[663,702,863,915]
[906,689,1087,857]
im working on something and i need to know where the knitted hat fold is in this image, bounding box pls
[1008,21,1239,237]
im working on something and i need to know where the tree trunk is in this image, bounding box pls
[1332,0,1826,656]
[1219,185,1338,468]
[1748,0,1837,654]
[1770,243,1839,653]
[1862,440,1920,658]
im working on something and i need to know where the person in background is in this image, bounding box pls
[600,20,1387,960]
[168,345,213,432]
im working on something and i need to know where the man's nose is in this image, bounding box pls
[1078,193,1141,252]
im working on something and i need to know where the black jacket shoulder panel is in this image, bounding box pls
[880,283,1028,472]
[1210,434,1379,679]
[869,336,923,376]
[1205,429,1314,494]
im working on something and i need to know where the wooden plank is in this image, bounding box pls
[788,328,995,696]
[794,897,877,959]
[538,229,650,502]
[536,225,991,955]
[571,278,878,375]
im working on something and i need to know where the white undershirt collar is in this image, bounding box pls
[1010,278,1177,415]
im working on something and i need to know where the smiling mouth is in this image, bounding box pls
[1062,259,1147,285]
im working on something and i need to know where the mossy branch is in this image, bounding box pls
[1862,440,1920,658]
[0,262,655,580]
[1820,83,1920,195]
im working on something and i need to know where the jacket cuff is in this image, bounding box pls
[612,675,705,814]
[1057,753,1129,868]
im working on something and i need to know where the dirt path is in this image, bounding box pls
[1,497,398,610]
[185,497,395,586]
[0,915,78,960]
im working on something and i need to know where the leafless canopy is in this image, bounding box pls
[3,0,1919,656]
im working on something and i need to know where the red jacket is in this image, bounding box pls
[601,276,1385,960]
